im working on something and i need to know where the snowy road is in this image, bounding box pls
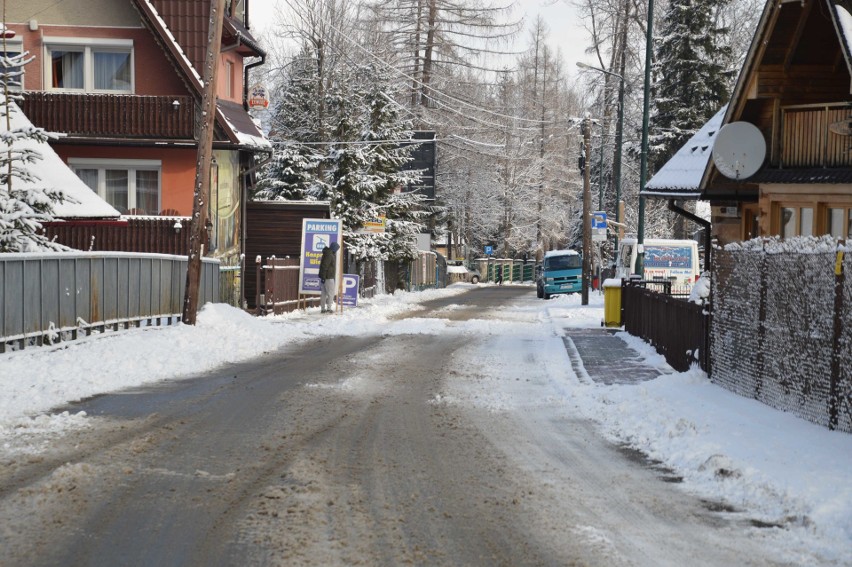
[0,288,811,565]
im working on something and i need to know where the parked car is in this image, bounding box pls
[447,260,481,284]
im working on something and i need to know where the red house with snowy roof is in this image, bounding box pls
[6,0,269,267]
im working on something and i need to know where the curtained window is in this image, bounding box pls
[51,50,84,89]
[71,160,160,215]
[46,40,133,93]
[94,51,131,91]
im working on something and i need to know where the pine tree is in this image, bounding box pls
[254,46,329,200]
[0,28,66,252]
[332,62,426,263]
[650,0,733,172]
[259,40,426,264]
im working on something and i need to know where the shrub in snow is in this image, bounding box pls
[724,235,841,254]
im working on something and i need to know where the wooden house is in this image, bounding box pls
[6,0,270,267]
[701,0,852,244]
[644,0,852,246]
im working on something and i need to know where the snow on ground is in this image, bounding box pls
[1,284,850,563]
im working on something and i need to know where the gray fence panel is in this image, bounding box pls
[58,257,76,329]
[76,258,91,326]
[103,257,119,322]
[3,262,23,337]
[23,261,41,335]
[0,253,220,348]
[139,257,152,317]
[41,259,60,330]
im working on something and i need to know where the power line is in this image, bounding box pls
[278,0,571,127]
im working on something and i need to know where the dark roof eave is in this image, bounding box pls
[641,189,704,199]
[224,19,266,58]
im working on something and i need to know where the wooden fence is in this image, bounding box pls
[42,217,191,255]
[255,256,319,315]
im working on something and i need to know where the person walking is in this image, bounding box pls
[319,241,340,313]
[495,264,503,285]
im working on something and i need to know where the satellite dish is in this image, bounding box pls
[712,121,766,180]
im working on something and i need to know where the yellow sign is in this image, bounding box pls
[359,216,386,234]
[836,251,845,276]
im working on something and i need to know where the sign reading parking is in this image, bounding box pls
[299,218,342,295]
[341,274,360,307]
[592,211,607,242]
[484,246,494,255]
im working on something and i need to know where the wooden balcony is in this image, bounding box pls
[779,102,852,168]
[20,92,196,141]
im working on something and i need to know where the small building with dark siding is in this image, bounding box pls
[244,200,331,308]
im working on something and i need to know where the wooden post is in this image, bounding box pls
[581,115,592,306]
[829,250,845,430]
[183,0,226,325]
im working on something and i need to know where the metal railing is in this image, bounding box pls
[622,279,709,372]
[0,252,219,352]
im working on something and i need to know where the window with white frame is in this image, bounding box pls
[45,38,133,93]
[224,60,233,98]
[70,159,160,215]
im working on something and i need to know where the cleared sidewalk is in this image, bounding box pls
[563,328,666,385]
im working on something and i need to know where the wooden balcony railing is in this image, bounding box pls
[20,92,196,140]
[779,103,852,168]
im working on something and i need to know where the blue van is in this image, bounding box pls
[537,249,582,299]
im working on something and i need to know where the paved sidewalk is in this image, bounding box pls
[563,328,664,385]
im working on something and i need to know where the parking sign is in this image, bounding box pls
[299,219,342,294]
[592,211,607,242]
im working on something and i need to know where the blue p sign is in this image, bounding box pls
[341,274,360,307]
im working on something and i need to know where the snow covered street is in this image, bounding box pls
[1,284,850,565]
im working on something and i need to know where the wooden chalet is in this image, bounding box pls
[644,0,852,245]
[7,0,270,267]
[701,0,852,244]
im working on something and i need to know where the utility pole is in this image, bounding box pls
[581,115,592,306]
[183,0,226,325]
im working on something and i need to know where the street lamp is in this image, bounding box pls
[576,62,625,254]
[636,0,656,278]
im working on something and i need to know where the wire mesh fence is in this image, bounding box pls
[711,245,850,432]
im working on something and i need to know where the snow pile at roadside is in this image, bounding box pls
[0,286,467,425]
[575,359,852,564]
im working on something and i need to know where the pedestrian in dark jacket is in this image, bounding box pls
[319,241,340,313]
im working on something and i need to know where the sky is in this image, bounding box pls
[248,0,594,75]
[1,285,850,563]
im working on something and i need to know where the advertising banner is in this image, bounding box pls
[299,219,342,295]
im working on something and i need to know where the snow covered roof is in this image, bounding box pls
[133,0,270,151]
[544,249,579,258]
[218,100,271,149]
[642,105,728,199]
[3,103,120,219]
[830,2,852,76]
